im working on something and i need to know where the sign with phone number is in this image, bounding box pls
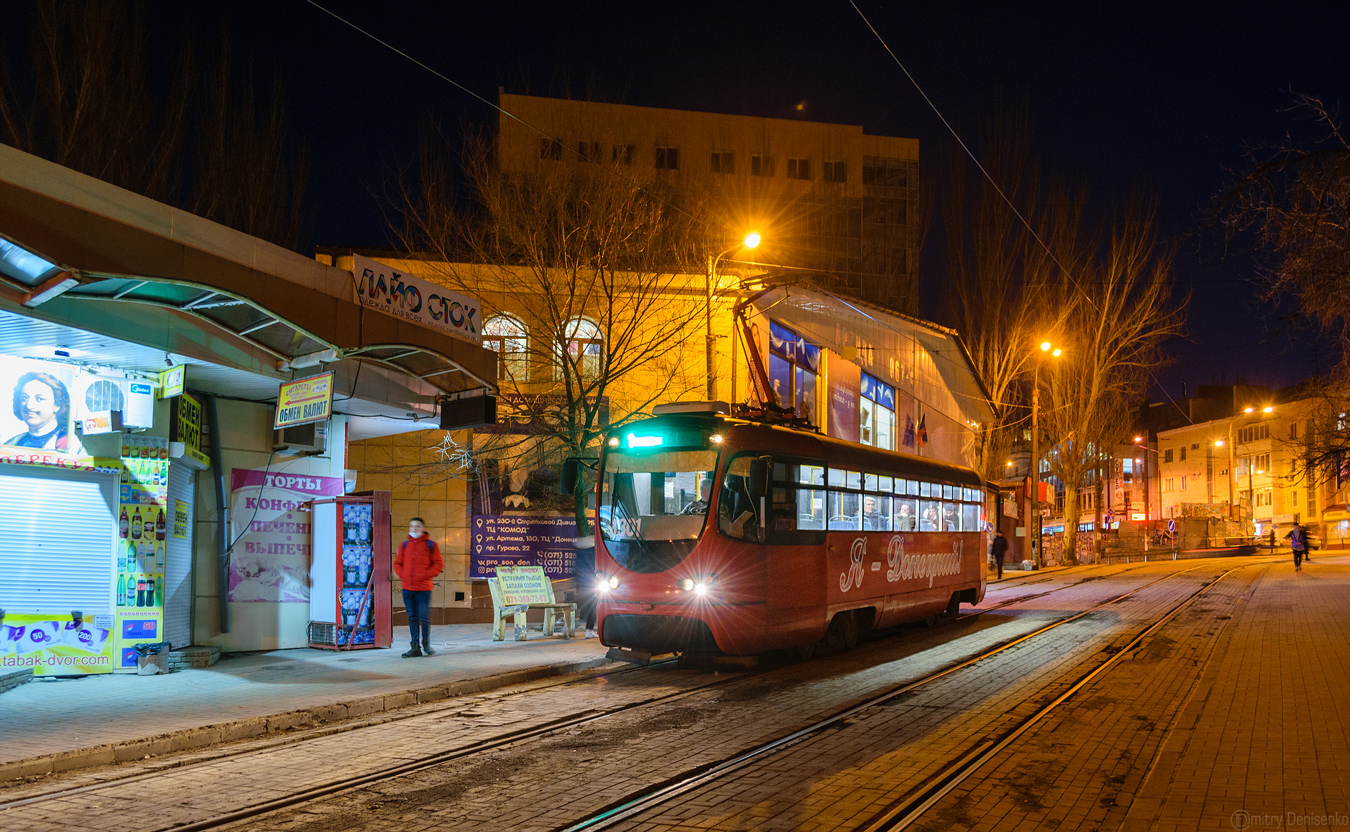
[470,515,577,579]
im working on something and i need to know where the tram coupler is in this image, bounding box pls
[606,647,656,666]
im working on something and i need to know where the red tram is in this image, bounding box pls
[594,404,989,659]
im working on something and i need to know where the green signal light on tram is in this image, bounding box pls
[625,433,663,448]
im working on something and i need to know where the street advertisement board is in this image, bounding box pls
[227,469,344,602]
[116,434,169,669]
[470,515,577,579]
[170,391,210,469]
[274,373,334,429]
[1,611,117,674]
[827,354,861,443]
[352,254,483,346]
[0,356,85,457]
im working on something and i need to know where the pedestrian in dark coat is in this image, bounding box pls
[1286,524,1308,572]
[991,529,1009,580]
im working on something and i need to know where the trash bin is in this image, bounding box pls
[134,641,172,675]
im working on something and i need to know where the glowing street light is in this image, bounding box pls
[706,232,763,400]
[1029,339,1063,568]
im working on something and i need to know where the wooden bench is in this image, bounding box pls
[486,565,576,641]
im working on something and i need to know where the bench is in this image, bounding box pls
[486,565,576,641]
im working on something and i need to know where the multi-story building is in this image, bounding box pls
[495,92,921,313]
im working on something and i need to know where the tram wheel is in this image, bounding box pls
[794,641,816,661]
[824,611,861,653]
[946,593,961,619]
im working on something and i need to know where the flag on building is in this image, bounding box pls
[916,414,928,448]
[902,414,916,448]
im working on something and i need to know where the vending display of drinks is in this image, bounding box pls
[308,492,392,650]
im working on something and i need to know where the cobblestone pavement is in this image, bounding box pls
[0,560,1159,832]
[9,557,1311,832]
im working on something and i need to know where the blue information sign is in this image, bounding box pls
[470,515,578,579]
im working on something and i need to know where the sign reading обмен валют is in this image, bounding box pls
[351,254,482,346]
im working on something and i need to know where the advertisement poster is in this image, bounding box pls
[352,254,482,346]
[116,434,169,666]
[470,515,577,579]
[827,355,861,443]
[228,469,343,602]
[0,357,84,456]
[1,612,117,676]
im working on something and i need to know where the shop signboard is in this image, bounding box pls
[158,364,186,399]
[352,254,482,346]
[170,392,210,468]
[274,372,334,429]
[227,469,344,602]
[826,354,861,443]
[1,612,117,675]
[470,515,577,579]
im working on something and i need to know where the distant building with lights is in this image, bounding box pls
[495,91,922,314]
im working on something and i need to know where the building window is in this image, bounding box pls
[1290,422,1298,440]
[860,373,896,451]
[1255,453,1270,473]
[1238,425,1271,443]
[539,138,563,160]
[710,150,735,174]
[483,315,528,381]
[1123,458,1134,483]
[560,317,603,379]
[577,141,600,162]
[1163,448,1174,463]
[766,320,820,425]
[1164,477,1173,493]
[1257,488,1272,507]
[612,144,635,164]
[655,146,680,170]
[751,154,774,177]
[823,160,847,182]
[787,158,812,180]
[1191,443,1199,450]
[1180,446,1187,461]
[863,156,908,188]
[1181,476,1187,490]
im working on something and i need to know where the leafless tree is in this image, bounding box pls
[1039,201,1186,562]
[395,130,708,532]
[0,1,306,248]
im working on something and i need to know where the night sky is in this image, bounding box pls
[182,3,1350,397]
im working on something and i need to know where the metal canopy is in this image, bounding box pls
[0,142,496,402]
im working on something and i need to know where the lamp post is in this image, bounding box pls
[1219,404,1274,536]
[1133,435,1161,546]
[1029,340,1061,568]
[707,232,761,401]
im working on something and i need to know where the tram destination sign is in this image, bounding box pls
[470,515,577,580]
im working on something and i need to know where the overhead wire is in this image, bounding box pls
[847,0,1100,313]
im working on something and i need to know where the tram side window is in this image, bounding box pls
[766,459,826,545]
[919,481,934,498]
[895,496,918,530]
[828,491,861,530]
[919,499,942,530]
[940,501,960,531]
[863,493,891,531]
[961,502,980,530]
[718,455,760,541]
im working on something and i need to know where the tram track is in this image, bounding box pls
[0,560,1264,832]
[556,558,1277,831]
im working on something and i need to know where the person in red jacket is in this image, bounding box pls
[395,517,443,657]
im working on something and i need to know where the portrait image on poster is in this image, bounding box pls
[0,357,83,455]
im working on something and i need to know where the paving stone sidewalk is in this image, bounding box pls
[0,623,610,780]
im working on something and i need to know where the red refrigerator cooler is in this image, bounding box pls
[308,491,393,650]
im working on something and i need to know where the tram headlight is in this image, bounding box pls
[682,578,695,592]
[681,575,716,597]
[694,582,709,596]
[598,573,619,593]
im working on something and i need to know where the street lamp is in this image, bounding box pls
[1029,340,1062,568]
[707,232,761,400]
[1218,403,1276,536]
[1133,435,1157,531]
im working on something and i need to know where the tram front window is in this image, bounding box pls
[601,448,719,573]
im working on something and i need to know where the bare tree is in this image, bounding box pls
[939,104,1047,480]
[1039,201,1186,563]
[0,1,307,249]
[396,131,708,532]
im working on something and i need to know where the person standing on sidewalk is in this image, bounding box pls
[990,528,1008,580]
[1286,523,1308,572]
[395,517,443,656]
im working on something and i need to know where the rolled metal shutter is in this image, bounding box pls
[163,464,195,648]
[0,465,117,616]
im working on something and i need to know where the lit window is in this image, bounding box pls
[766,321,819,426]
[483,315,528,381]
[860,372,896,451]
[559,317,603,379]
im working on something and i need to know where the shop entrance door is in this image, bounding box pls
[0,464,118,615]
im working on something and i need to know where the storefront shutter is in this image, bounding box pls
[0,465,117,616]
[164,464,195,648]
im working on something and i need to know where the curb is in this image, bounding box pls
[0,655,615,783]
